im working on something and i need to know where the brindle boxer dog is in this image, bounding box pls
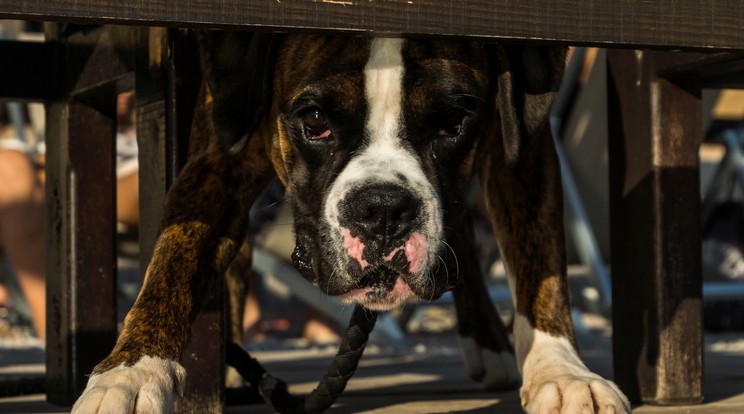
[72,32,630,413]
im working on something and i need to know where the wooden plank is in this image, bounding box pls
[44,24,139,406]
[45,98,118,405]
[655,53,744,89]
[607,50,704,405]
[44,28,119,405]
[135,26,177,273]
[1,0,743,51]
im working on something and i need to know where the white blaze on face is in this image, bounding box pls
[323,38,443,280]
[365,38,405,147]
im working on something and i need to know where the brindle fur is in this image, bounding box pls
[93,82,276,373]
[92,32,572,389]
[480,118,575,342]
[479,44,575,343]
[452,208,517,387]
[224,239,253,356]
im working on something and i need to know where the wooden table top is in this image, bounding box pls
[1,0,743,51]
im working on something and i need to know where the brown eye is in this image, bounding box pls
[303,109,332,140]
[437,112,465,138]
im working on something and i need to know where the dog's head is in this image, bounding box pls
[202,33,565,311]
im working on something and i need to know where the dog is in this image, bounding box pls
[72,32,630,413]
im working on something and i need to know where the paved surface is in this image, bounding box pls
[1,254,742,413]
[1,330,743,413]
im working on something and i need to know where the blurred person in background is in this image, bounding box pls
[0,91,137,340]
[0,138,45,339]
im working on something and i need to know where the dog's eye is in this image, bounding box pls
[437,113,465,138]
[303,109,332,140]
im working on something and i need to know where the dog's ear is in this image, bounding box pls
[490,45,566,166]
[198,31,282,154]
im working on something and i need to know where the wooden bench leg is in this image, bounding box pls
[135,27,224,413]
[607,49,704,405]
[44,24,130,405]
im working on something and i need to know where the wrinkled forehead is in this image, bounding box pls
[275,35,370,112]
[275,35,489,111]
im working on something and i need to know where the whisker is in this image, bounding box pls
[335,304,348,324]
[440,239,460,280]
[326,267,339,298]
[449,93,486,103]
[258,222,295,229]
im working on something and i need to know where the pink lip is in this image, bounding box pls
[338,276,415,310]
[342,228,370,270]
[343,228,428,274]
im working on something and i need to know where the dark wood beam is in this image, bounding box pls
[607,49,704,405]
[0,0,742,51]
[44,25,121,405]
[43,24,141,405]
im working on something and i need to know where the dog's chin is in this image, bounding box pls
[337,275,417,311]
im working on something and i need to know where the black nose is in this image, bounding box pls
[341,184,421,242]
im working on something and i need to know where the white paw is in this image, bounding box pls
[72,356,186,414]
[458,336,520,389]
[517,331,630,413]
[521,373,630,414]
[225,366,246,389]
[513,316,630,414]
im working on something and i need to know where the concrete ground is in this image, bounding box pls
[1,322,743,413]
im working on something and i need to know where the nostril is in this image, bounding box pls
[360,205,376,221]
[392,202,417,223]
[396,209,408,221]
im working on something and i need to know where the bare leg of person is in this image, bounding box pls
[0,149,45,339]
[0,284,9,306]
[116,170,139,228]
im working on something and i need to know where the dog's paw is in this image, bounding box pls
[521,373,630,414]
[72,356,186,414]
[458,336,520,390]
[225,366,246,389]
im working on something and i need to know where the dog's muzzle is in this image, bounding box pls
[293,175,456,311]
[339,183,423,270]
[329,183,434,310]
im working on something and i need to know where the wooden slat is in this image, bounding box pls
[44,24,139,406]
[44,27,119,404]
[607,50,704,405]
[45,98,118,406]
[135,26,178,274]
[1,0,743,51]
[655,53,744,89]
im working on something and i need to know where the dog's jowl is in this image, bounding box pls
[72,33,630,413]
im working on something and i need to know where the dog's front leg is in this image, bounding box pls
[453,211,519,390]
[480,129,630,414]
[72,90,275,414]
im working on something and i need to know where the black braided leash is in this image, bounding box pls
[226,305,378,414]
